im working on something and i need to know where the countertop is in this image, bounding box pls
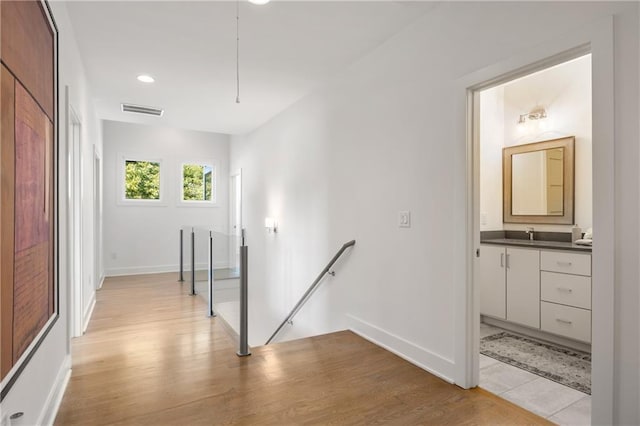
[481,238,592,252]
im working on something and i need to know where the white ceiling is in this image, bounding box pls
[502,55,592,114]
[65,1,432,135]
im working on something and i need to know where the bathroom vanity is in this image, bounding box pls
[479,135,593,349]
[480,237,592,346]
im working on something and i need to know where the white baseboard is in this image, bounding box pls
[105,262,230,277]
[346,314,456,384]
[98,275,105,289]
[37,355,71,426]
[83,293,96,334]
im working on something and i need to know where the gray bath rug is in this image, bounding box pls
[480,332,591,395]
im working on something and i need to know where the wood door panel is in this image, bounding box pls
[0,65,16,378]
[14,83,51,252]
[13,242,50,361]
[11,80,54,363]
[0,0,54,120]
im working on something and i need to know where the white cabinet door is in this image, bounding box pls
[506,247,540,328]
[479,245,506,319]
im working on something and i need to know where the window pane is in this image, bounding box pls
[183,164,213,201]
[125,160,160,200]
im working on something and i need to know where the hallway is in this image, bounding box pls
[54,273,550,425]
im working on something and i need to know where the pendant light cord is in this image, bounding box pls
[235,0,240,104]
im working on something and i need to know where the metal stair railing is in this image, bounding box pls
[265,239,356,345]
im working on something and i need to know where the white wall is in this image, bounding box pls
[231,2,638,424]
[480,55,592,232]
[0,2,102,424]
[479,87,505,230]
[102,120,230,276]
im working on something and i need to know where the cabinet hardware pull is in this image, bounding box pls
[500,253,504,267]
[506,254,510,268]
[556,318,573,324]
[557,261,572,266]
[557,287,573,293]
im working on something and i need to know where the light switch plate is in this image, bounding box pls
[398,211,411,228]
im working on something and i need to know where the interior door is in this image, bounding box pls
[70,110,83,336]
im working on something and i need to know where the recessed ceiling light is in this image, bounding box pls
[248,0,270,5]
[137,74,155,83]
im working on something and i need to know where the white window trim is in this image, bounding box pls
[177,159,218,207]
[117,153,167,206]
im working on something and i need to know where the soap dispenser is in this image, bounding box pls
[572,225,582,242]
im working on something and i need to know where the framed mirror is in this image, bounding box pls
[503,136,575,224]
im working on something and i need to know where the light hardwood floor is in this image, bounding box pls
[55,273,550,425]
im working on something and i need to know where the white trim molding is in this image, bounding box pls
[177,159,218,206]
[36,355,71,426]
[346,314,455,384]
[117,152,167,206]
[105,262,231,277]
[82,293,96,334]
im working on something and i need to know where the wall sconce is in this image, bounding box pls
[265,217,277,233]
[518,107,547,124]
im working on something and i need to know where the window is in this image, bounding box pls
[181,162,216,204]
[119,155,165,205]
[125,160,161,199]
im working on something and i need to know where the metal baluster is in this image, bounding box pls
[237,229,250,357]
[190,228,196,296]
[208,231,216,317]
[179,229,184,282]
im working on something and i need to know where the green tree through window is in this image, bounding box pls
[125,160,160,199]
[183,164,214,201]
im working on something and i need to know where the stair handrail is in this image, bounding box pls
[265,239,356,345]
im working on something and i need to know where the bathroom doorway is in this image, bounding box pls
[473,54,593,423]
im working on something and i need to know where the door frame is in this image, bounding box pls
[93,146,103,290]
[66,94,83,338]
[454,17,614,424]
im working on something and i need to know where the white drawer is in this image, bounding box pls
[540,251,591,276]
[541,272,591,310]
[541,301,591,343]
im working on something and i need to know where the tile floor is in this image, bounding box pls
[479,323,591,425]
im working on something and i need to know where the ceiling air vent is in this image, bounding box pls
[121,103,164,117]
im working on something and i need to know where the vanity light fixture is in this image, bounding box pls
[517,107,547,124]
[137,74,155,83]
[248,0,270,4]
[265,217,277,233]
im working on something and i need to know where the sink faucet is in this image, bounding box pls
[526,227,534,241]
